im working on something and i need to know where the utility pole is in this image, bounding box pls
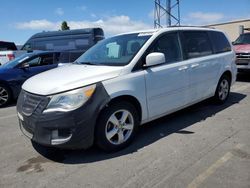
[154,0,180,28]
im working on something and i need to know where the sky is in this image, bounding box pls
[0,0,250,44]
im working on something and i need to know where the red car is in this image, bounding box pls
[233,32,250,72]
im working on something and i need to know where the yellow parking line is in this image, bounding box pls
[187,144,243,188]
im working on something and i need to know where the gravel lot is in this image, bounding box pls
[0,73,250,188]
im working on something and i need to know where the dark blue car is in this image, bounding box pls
[0,51,72,107]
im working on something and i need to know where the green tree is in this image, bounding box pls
[61,21,70,30]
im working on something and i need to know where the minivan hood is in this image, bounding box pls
[22,64,123,95]
[233,44,250,53]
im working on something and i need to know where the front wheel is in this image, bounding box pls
[96,101,139,152]
[214,75,231,104]
[0,84,12,107]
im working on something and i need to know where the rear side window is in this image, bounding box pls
[32,38,90,51]
[209,31,231,53]
[23,35,92,52]
[182,31,213,59]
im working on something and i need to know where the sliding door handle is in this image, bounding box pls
[191,63,200,68]
[178,66,188,71]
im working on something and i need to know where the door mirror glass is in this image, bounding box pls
[145,52,165,67]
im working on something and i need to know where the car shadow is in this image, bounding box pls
[0,102,16,108]
[32,92,246,164]
[0,99,17,108]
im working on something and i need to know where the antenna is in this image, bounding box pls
[154,0,180,28]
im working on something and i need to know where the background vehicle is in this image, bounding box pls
[1,28,104,66]
[233,32,250,72]
[0,41,26,66]
[0,51,71,107]
[17,27,237,152]
[21,28,104,61]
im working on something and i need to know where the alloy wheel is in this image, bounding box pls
[218,79,229,101]
[105,109,134,145]
[0,86,9,106]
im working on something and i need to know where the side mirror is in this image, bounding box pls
[21,63,30,69]
[145,52,165,67]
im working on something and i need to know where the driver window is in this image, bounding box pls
[27,57,41,67]
[150,33,182,63]
[40,54,54,65]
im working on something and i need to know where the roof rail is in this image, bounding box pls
[166,25,216,29]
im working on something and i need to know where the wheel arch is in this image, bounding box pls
[221,70,232,84]
[94,94,142,151]
[0,80,13,98]
[99,95,143,123]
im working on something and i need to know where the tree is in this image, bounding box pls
[61,21,70,30]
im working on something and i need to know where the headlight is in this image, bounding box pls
[43,84,96,113]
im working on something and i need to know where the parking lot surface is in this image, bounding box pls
[0,74,250,188]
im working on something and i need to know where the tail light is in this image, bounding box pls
[7,54,15,61]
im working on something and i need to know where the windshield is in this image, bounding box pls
[75,33,152,66]
[234,33,250,45]
[1,54,30,68]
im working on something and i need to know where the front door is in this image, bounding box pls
[144,32,189,119]
[14,53,58,92]
[21,53,58,80]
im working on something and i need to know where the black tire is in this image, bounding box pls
[96,101,139,152]
[0,84,12,107]
[214,74,231,104]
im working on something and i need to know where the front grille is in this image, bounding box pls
[237,62,249,65]
[236,53,250,59]
[17,90,49,116]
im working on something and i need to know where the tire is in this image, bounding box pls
[96,101,139,152]
[214,75,231,104]
[0,84,12,107]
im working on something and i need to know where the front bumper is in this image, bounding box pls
[17,83,110,149]
[236,59,250,71]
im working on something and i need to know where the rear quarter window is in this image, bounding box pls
[209,31,231,53]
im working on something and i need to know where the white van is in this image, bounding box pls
[17,27,237,151]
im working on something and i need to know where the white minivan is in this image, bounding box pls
[17,27,237,151]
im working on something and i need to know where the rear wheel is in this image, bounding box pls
[96,101,139,152]
[214,75,231,104]
[0,84,12,107]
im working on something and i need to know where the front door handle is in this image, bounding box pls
[178,66,188,71]
[191,63,200,68]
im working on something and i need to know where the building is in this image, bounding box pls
[207,19,250,41]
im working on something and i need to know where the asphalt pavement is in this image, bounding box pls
[0,73,249,188]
